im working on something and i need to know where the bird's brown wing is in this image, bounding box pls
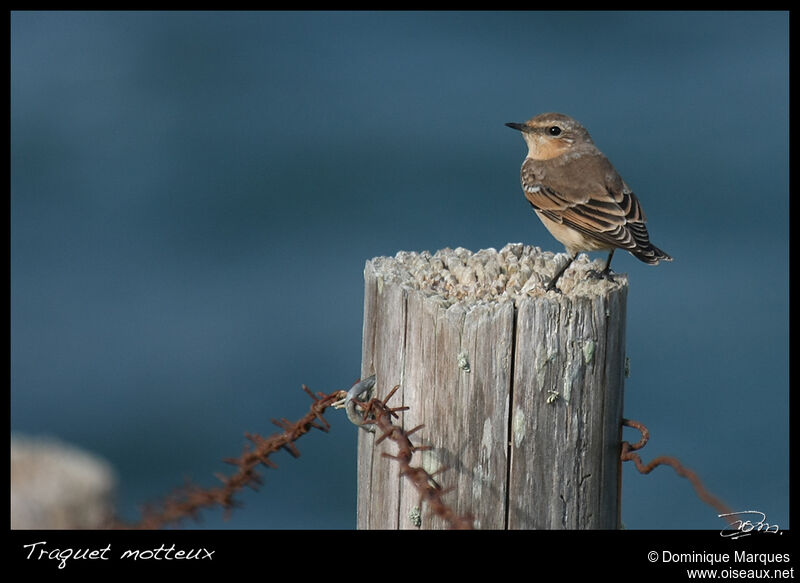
[522,154,653,255]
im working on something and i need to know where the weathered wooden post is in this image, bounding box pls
[356,243,628,529]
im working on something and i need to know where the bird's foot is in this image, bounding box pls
[544,278,563,294]
[586,268,615,282]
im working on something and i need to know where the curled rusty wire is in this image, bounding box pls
[354,385,474,530]
[621,418,736,527]
[117,385,341,529]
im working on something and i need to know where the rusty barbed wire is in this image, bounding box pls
[352,384,475,530]
[116,384,341,529]
[112,384,732,530]
[621,417,737,527]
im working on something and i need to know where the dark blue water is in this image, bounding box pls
[11,11,788,530]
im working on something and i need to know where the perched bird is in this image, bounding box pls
[506,112,671,291]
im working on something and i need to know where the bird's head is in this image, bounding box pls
[506,112,593,161]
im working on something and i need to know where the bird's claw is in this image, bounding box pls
[545,281,563,294]
[586,269,615,282]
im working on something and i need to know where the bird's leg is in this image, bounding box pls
[602,249,615,277]
[546,254,576,292]
[587,249,616,281]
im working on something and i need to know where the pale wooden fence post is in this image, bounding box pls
[356,244,628,529]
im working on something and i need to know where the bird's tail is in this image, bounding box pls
[633,244,673,265]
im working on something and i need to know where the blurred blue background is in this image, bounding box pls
[11,11,788,530]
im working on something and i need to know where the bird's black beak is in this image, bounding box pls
[505,122,527,132]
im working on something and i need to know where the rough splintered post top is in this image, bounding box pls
[370,242,628,301]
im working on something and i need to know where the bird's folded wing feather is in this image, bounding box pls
[522,155,651,251]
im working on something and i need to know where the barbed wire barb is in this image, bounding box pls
[352,385,475,530]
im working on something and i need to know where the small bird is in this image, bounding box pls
[506,113,672,291]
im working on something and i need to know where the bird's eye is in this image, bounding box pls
[548,126,562,136]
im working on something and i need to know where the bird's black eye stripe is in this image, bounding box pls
[548,126,562,136]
